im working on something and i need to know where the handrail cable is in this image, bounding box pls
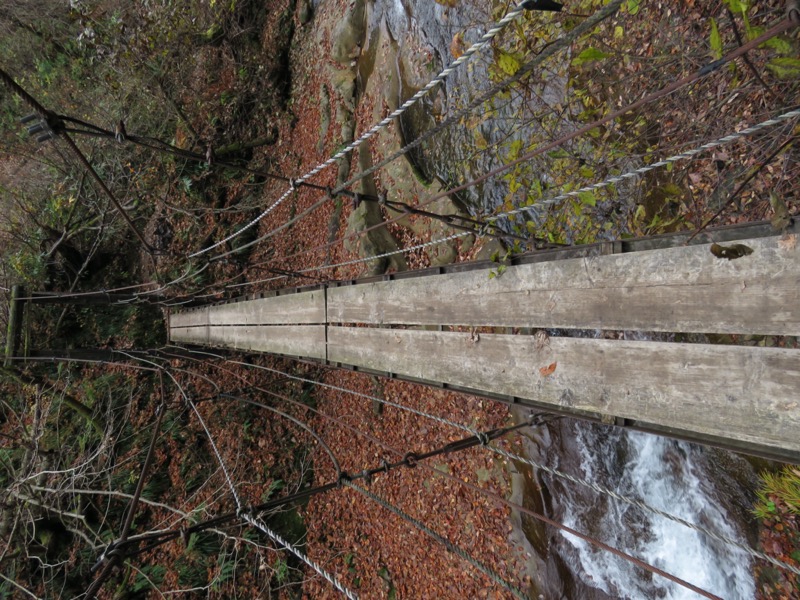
[241,512,359,600]
[19,104,799,304]
[27,349,722,599]
[223,362,722,600]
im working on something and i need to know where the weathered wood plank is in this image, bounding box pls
[169,327,210,344]
[169,307,209,329]
[328,236,800,334]
[327,327,800,456]
[206,290,325,325]
[169,306,209,345]
[205,325,326,359]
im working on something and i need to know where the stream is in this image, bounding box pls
[540,419,759,598]
[338,0,763,597]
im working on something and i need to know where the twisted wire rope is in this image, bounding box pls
[221,104,799,288]
[180,347,793,575]
[242,513,359,600]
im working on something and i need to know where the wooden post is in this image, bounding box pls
[4,285,26,367]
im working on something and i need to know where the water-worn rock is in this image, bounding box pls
[298,0,313,25]
[331,0,366,65]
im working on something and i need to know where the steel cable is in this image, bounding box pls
[205,0,624,267]
[343,481,526,599]
[242,513,359,600]
[218,103,799,289]
[50,348,722,599]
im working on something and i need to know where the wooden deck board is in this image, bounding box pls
[327,327,800,456]
[206,290,325,325]
[169,306,208,328]
[328,237,800,334]
[205,324,326,359]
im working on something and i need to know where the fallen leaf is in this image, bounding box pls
[778,234,797,251]
[539,362,557,377]
[770,193,793,231]
[450,32,465,59]
[710,243,754,260]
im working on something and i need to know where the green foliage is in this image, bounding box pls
[142,471,171,501]
[176,556,209,588]
[724,0,749,14]
[625,0,641,15]
[132,564,167,593]
[754,466,800,519]
[8,249,47,285]
[766,57,800,79]
[709,18,723,60]
[495,50,521,76]
[212,550,237,591]
[572,47,610,66]
[261,478,285,503]
[273,558,290,584]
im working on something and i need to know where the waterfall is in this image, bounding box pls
[550,423,757,599]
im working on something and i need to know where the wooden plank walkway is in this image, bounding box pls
[327,236,799,334]
[169,232,800,462]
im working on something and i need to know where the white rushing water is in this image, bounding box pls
[558,426,755,599]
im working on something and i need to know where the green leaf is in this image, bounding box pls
[572,47,611,66]
[626,0,641,15]
[709,18,722,60]
[724,0,748,14]
[763,37,793,55]
[497,51,520,76]
[506,139,524,161]
[766,57,800,79]
[578,191,596,207]
[547,148,571,159]
[475,131,488,150]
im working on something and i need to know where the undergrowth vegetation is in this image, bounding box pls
[463,0,800,249]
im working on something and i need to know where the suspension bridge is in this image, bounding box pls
[170,222,800,464]
[4,0,800,598]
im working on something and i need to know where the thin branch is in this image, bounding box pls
[0,571,42,600]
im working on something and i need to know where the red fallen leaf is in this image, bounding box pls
[539,362,557,377]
